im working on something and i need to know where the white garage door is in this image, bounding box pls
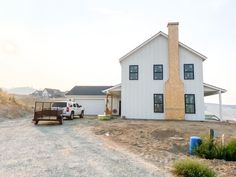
[75,99,105,115]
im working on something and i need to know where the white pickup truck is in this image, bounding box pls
[51,101,84,120]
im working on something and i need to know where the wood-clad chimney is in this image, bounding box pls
[164,22,185,120]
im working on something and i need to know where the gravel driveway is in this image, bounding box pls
[0,117,170,177]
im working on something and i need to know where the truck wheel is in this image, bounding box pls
[70,112,74,120]
[80,110,84,118]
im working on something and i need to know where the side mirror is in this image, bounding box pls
[78,105,82,108]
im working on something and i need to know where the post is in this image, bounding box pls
[105,94,109,115]
[105,93,113,115]
[219,90,222,120]
[210,129,214,139]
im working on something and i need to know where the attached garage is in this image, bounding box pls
[74,98,106,115]
[66,86,112,115]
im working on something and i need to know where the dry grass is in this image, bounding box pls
[0,88,33,118]
[0,89,15,104]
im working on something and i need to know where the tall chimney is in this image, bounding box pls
[164,22,185,120]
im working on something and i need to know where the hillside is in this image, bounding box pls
[7,87,36,95]
[0,89,33,119]
[205,103,236,121]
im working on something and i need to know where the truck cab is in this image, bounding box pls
[51,101,84,119]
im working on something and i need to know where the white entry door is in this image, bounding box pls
[75,99,106,115]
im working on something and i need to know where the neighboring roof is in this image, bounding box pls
[32,90,43,94]
[66,86,113,95]
[204,83,227,96]
[119,31,207,62]
[44,88,62,94]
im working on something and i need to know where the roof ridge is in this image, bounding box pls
[119,31,207,62]
[66,85,113,95]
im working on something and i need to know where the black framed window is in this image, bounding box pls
[184,64,194,80]
[185,94,195,114]
[153,64,163,80]
[154,94,164,113]
[129,65,138,80]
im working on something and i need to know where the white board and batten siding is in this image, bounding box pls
[121,35,167,119]
[121,35,205,120]
[66,95,106,115]
[179,46,205,121]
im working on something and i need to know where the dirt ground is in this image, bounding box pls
[0,109,235,176]
[0,117,168,177]
[93,118,236,177]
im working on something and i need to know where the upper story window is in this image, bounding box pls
[184,64,194,80]
[129,65,138,80]
[153,65,163,80]
[154,94,164,113]
[185,94,195,114]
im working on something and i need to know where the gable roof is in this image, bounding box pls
[119,31,207,62]
[31,90,43,95]
[44,88,62,94]
[66,86,113,95]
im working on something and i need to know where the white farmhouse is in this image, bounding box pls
[104,22,226,120]
[67,22,226,120]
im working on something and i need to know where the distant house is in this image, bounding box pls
[66,86,112,115]
[42,88,64,98]
[31,90,43,97]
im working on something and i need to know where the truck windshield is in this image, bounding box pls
[51,102,67,107]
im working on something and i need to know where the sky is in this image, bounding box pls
[0,0,236,104]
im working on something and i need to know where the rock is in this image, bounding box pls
[169,136,184,141]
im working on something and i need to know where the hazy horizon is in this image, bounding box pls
[1,0,236,104]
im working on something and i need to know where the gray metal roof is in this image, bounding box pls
[66,86,113,95]
[44,88,62,95]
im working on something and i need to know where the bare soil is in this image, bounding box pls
[0,117,167,177]
[93,118,236,177]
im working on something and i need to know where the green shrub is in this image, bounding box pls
[225,139,236,161]
[194,137,220,159]
[194,137,236,161]
[173,159,216,177]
